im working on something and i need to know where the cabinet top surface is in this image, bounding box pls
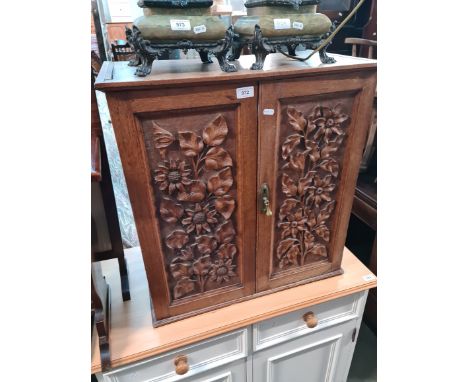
[91,247,376,374]
[95,52,376,91]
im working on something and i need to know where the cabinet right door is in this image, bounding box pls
[256,70,376,292]
[252,320,358,382]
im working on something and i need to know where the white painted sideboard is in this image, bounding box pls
[96,290,368,382]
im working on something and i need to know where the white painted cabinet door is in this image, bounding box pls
[182,359,246,382]
[252,321,357,382]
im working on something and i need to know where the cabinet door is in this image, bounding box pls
[252,321,357,382]
[256,72,376,292]
[106,84,257,321]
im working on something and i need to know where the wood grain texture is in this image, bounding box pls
[91,246,376,374]
[256,70,376,292]
[105,84,257,321]
[95,52,376,92]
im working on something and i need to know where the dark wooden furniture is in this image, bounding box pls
[91,255,111,371]
[111,40,135,62]
[92,66,131,301]
[320,0,376,56]
[344,37,377,59]
[95,52,376,326]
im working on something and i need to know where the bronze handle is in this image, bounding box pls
[174,355,189,375]
[261,183,273,216]
[303,312,318,328]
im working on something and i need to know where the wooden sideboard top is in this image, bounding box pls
[91,246,376,373]
[95,52,376,91]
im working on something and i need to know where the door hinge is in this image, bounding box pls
[352,328,357,342]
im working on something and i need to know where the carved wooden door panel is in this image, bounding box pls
[106,84,257,323]
[256,72,376,292]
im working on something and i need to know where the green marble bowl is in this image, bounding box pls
[134,3,227,42]
[233,0,331,39]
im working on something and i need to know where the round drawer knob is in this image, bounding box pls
[303,312,318,328]
[174,355,189,375]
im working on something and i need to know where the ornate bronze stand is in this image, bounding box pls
[126,26,237,77]
[229,23,336,70]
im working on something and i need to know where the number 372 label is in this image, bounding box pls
[236,86,255,99]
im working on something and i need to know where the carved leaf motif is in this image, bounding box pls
[276,238,298,260]
[315,225,330,242]
[331,104,349,123]
[178,131,204,157]
[319,158,339,177]
[298,171,315,196]
[282,134,302,160]
[217,243,237,259]
[309,243,327,258]
[321,137,343,159]
[178,247,194,262]
[281,173,297,197]
[207,167,233,196]
[177,180,206,202]
[215,220,236,244]
[170,261,193,280]
[304,230,315,250]
[277,239,300,268]
[305,140,320,163]
[203,115,228,146]
[193,255,212,276]
[195,235,218,255]
[152,123,174,149]
[283,152,306,172]
[317,201,335,224]
[204,147,233,170]
[159,197,183,223]
[173,277,195,299]
[165,230,189,249]
[287,107,307,132]
[279,198,299,220]
[214,194,236,219]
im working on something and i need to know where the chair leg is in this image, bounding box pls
[100,137,131,301]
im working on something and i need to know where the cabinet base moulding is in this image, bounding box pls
[150,267,343,327]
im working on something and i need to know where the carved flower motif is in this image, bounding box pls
[307,176,335,207]
[278,210,307,239]
[209,259,236,283]
[154,159,191,195]
[182,203,218,235]
[310,105,349,142]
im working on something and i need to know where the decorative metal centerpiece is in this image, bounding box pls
[230,0,336,69]
[126,0,237,76]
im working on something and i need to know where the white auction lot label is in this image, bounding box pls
[193,24,207,34]
[170,19,191,31]
[263,108,275,115]
[362,274,376,282]
[293,21,304,30]
[273,18,291,30]
[236,86,255,99]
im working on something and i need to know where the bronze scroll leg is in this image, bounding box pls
[198,50,213,64]
[250,25,269,70]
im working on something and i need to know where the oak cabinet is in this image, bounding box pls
[95,54,376,325]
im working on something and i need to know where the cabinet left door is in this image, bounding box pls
[105,83,258,322]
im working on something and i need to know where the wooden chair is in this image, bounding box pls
[344,37,377,59]
[91,60,131,301]
[111,40,135,62]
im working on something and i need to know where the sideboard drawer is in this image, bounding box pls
[102,329,248,382]
[253,292,365,351]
